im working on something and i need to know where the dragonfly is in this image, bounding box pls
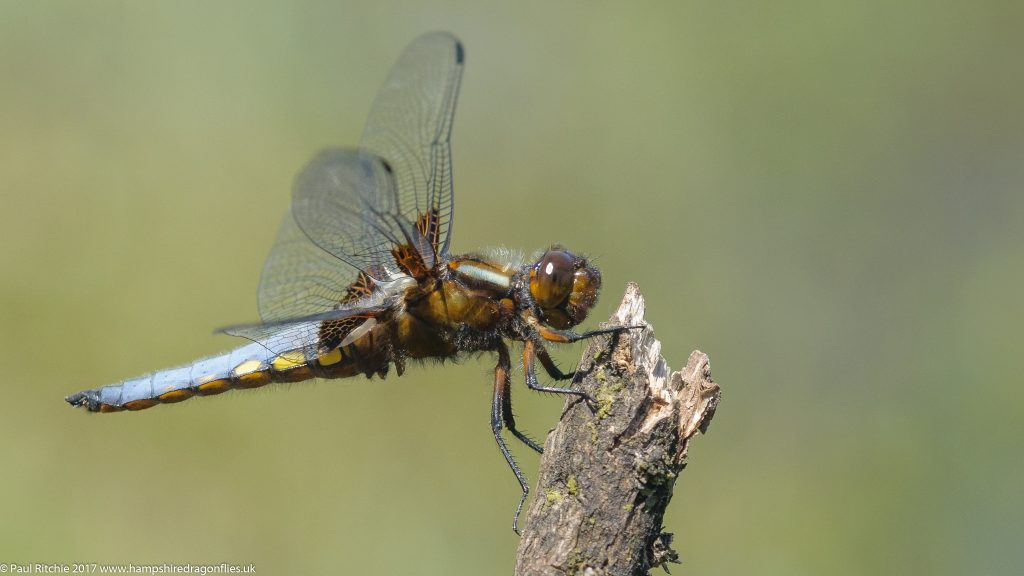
[66,32,629,533]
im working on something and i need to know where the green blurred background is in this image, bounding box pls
[2,1,1021,574]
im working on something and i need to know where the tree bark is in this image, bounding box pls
[514,283,721,576]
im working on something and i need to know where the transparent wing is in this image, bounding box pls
[360,31,463,258]
[256,207,361,323]
[221,299,392,359]
[287,148,433,292]
[260,32,463,319]
[225,150,409,357]
[223,33,464,355]
[237,150,411,353]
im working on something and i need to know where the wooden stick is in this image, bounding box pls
[514,283,721,575]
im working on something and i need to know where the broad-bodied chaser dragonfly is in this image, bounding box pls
[66,32,629,533]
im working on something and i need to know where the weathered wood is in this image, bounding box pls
[514,283,721,576]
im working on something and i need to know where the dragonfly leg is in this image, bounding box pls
[535,323,643,344]
[501,372,545,456]
[492,340,530,535]
[523,340,591,405]
[535,344,574,381]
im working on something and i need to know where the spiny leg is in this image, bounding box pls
[500,363,545,455]
[535,323,642,345]
[536,344,574,381]
[491,340,531,535]
[523,339,590,400]
[529,324,643,408]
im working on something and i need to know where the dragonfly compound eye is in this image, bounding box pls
[530,249,601,329]
[531,250,575,309]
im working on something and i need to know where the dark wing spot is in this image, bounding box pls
[391,243,429,279]
[343,271,376,302]
[415,208,441,258]
[318,315,369,352]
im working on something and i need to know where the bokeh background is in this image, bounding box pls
[2,1,1021,574]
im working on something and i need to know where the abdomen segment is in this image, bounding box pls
[65,340,366,413]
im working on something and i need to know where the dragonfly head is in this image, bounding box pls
[529,248,601,329]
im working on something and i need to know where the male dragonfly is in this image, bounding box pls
[66,32,628,533]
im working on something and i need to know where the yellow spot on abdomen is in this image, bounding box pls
[272,351,306,370]
[272,350,314,382]
[235,370,271,389]
[233,359,263,375]
[123,399,158,411]
[232,360,270,389]
[158,389,194,403]
[196,378,230,395]
[318,347,344,366]
[270,350,313,381]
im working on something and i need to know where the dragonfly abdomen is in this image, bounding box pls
[65,340,369,413]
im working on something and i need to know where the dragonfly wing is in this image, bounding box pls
[257,206,362,323]
[288,149,434,283]
[221,293,403,358]
[236,33,464,350]
[361,31,463,259]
